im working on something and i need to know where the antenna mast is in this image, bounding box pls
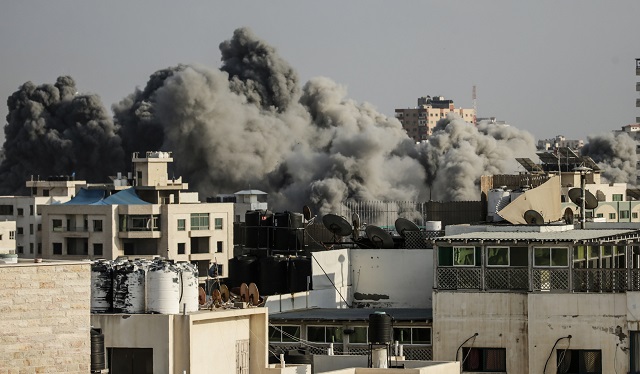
[472,85,477,123]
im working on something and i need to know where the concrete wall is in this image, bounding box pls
[432,292,528,372]
[317,361,459,374]
[350,249,432,308]
[528,293,627,374]
[0,261,91,373]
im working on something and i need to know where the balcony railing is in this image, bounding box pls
[269,343,432,361]
[436,267,640,293]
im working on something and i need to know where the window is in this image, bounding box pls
[609,213,616,220]
[177,243,186,255]
[53,243,62,255]
[29,243,33,254]
[16,227,23,235]
[93,243,103,256]
[107,347,153,374]
[634,212,639,219]
[621,210,630,219]
[462,347,506,372]
[214,218,223,230]
[17,246,23,254]
[453,247,479,266]
[29,205,33,215]
[37,224,41,231]
[216,264,223,277]
[631,332,640,372]
[556,349,601,373]
[29,224,33,235]
[190,213,209,230]
[307,326,343,343]
[269,325,301,343]
[393,327,432,345]
[612,194,623,201]
[485,247,528,266]
[596,213,604,218]
[217,241,223,253]
[37,243,41,254]
[52,219,63,232]
[42,189,49,197]
[93,220,103,232]
[177,219,186,231]
[534,247,568,267]
[17,208,23,216]
[9,231,14,240]
[0,205,14,215]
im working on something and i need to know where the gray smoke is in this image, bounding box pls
[581,132,638,184]
[419,116,538,201]
[0,76,124,194]
[1,27,545,213]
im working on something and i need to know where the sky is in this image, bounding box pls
[1,1,639,142]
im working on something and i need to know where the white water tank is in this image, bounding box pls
[91,260,113,313]
[112,261,146,314]
[488,187,511,221]
[178,262,199,313]
[147,262,181,314]
[424,221,442,231]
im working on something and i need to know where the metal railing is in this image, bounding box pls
[269,343,432,361]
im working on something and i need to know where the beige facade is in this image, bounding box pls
[38,152,235,279]
[91,308,279,374]
[395,96,475,142]
[0,260,91,373]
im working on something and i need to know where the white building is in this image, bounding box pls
[39,152,234,279]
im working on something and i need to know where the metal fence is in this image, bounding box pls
[269,343,432,361]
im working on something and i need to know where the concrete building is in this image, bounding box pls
[0,259,91,373]
[39,152,234,279]
[432,222,640,373]
[536,135,584,151]
[395,95,475,142]
[0,220,16,254]
[0,176,85,258]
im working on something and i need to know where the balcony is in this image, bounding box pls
[436,267,640,293]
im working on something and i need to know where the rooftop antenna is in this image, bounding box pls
[570,166,595,229]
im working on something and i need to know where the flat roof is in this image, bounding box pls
[436,229,640,243]
[270,308,432,322]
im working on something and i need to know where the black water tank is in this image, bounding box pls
[369,312,392,344]
[245,210,273,249]
[288,256,312,293]
[259,255,289,295]
[273,212,304,251]
[228,255,259,289]
[90,329,105,372]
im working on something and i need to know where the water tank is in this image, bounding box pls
[245,210,273,249]
[147,261,181,314]
[0,253,18,264]
[91,260,113,313]
[368,312,392,344]
[178,262,199,313]
[259,255,289,295]
[228,255,259,289]
[273,212,304,251]
[488,187,510,221]
[90,329,106,372]
[288,256,312,293]
[112,261,146,314]
[424,221,442,231]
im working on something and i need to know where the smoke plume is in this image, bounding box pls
[2,27,546,213]
[0,76,124,194]
[581,132,638,184]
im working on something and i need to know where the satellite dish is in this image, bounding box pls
[365,225,394,249]
[212,289,222,305]
[303,205,312,221]
[523,210,544,225]
[568,188,598,210]
[198,286,207,305]
[563,208,574,224]
[395,218,420,238]
[208,264,218,278]
[220,284,230,303]
[248,283,260,306]
[322,214,353,237]
[240,283,249,303]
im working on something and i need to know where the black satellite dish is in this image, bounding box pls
[395,218,420,238]
[303,205,312,221]
[365,226,394,249]
[322,214,353,237]
[568,188,598,210]
[523,210,544,225]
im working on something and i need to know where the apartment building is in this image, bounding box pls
[39,152,234,279]
[395,95,476,142]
